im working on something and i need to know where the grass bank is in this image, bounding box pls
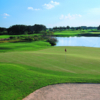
[54,30,100,37]
[54,30,80,36]
[0,45,100,100]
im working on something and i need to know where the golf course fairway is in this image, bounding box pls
[0,46,100,100]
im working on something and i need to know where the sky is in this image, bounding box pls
[0,0,100,28]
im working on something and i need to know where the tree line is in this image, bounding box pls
[52,26,98,31]
[0,24,46,35]
[0,24,57,45]
[0,24,100,35]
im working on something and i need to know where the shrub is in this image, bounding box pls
[9,36,16,39]
[22,36,33,42]
[46,37,57,46]
[40,31,54,36]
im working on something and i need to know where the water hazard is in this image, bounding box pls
[55,37,100,48]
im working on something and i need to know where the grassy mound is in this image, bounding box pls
[0,46,100,100]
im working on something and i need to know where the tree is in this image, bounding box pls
[66,26,70,30]
[53,26,58,30]
[0,27,6,32]
[76,27,81,30]
[26,26,34,34]
[97,25,100,30]
[70,27,75,30]
[33,24,46,33]
[7,25,27,35]
[0,27,7,35]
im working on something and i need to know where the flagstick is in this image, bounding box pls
[65,48,67,63]
[65,48,66,62]
[65,52,66,62]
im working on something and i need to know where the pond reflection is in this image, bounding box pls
[55,37,100,48]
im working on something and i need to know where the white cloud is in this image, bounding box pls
[4,13,10,16]
[87,8,100,15]
[43,1,59,9]
[28,7,40,11]
[60,14,82,20]
[78,14,82,17]
[33,8,40,11]
[4,17,7,18]
[3,13,10,18]
[28,7,34,10]
[51,0,59,5]
[43,3,54,9]
[59,15,64,19]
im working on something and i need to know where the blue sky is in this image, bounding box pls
[0,0,100,28]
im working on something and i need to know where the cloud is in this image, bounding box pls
[43,0,59,9]
[28,7,34,10]
[60,14,82,20]
[51,0,59,5]
[33,8,40,11]
[3,13,10,18]
[59,15,64,19]
[87,8,100,15]
[43,4,54,9]
[4,13,10,16]
[28,7,40,11]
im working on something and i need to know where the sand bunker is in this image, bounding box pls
[23,84,100,100]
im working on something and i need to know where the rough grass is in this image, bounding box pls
[0,45,100,100]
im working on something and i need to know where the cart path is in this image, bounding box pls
[23,84,100,100]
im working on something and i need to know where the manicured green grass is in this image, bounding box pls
[54,30,80,36]
[0,35,10,39]
[0,41,51,52]
[0,34,40,39]
[0,45,100,100]
[54,30,100,36]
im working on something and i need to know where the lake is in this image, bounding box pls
[55,37,100,48]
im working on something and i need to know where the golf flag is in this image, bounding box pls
[65,48,67,52]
